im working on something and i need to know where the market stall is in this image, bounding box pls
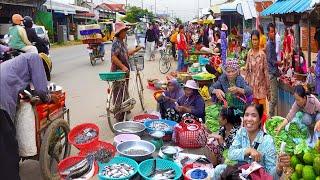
[261,0,320,116]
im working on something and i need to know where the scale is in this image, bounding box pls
[149,131,165,150]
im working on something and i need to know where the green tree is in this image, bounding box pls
[175,17,183,24]
[122,6,155,23]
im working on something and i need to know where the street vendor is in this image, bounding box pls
[204,106,241,166]
[0,53,55,180]
[156,79,184,119]
[213,104,290,180]
[167,80,205,122]
[275,85,320,136]
[111,22,143,121]
[210,59,253,105]
[245,30,270,113]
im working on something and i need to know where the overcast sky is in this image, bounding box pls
[54,0,212,21]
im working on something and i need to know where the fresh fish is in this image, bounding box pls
[60,158,88,176]
[150,122,170,131]
[75,128,97,144]
[66,155,95,180]
[72,156,95,180]
[150,169,175,180]
[100,163,134,178]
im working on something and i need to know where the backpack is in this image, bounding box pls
[170,32,178,43]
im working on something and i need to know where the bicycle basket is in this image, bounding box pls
[99,72,126,81]
[129,53,144,71]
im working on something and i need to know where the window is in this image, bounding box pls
[35,27,44,35]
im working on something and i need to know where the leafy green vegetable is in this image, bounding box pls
[266,116,308,155]
[205,105,221,133]
[223,150,236,166]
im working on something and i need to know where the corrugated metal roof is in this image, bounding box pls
[261,0,315,16]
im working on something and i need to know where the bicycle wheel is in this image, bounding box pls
[159,54,171,74]
[107,80,135,133]
[89,53,96,66]
[40,119,71,180]
[135,72,145,111]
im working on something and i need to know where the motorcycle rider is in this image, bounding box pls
[8,14,38,53]
[0,52,55,180]
[23,16,49,55]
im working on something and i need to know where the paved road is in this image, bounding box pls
[20,36,177,179]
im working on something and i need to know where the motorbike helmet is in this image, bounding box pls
[12,14,24,25]
[23,16,33,28]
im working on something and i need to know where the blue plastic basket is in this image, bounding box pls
[138,158,182,180]
[99,72,126,81]
[198,56,209,66]
[144,119,177,134]
[98,156,139,180]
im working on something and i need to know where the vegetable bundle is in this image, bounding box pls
[205,105,221,133]
[265,116,308,155]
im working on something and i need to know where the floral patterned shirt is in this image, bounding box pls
[111,38,129,72]
[218,125,240,150]
[245,49,270,99]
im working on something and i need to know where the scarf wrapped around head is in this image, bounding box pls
[224,59,240,72]
[165,79,184,99]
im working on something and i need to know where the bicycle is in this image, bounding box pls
[99,50,145,133]
[159,42,172,74]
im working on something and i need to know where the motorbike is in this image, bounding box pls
[87,42,104,66]
[0,35,53,81]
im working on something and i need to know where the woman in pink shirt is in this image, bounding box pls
[275,85,320,137]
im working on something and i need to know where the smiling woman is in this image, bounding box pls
[212,103,291,180]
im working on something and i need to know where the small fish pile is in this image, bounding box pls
[150,121,170,132]
[61,155,95,179]
[86,148,112,163]
[150,169,175,180]
[100,163,134,178]
[124,149,148,156]
[75,128,97,144]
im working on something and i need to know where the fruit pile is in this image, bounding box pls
[290,140,320,180]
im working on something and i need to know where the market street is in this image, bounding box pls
[19,36,174,180]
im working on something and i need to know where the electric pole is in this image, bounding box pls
[141,0,143,9]
[155,0,157,17]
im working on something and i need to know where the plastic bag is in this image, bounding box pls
[15,101,37,157]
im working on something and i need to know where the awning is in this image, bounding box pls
[261,0,320,16]
[44,1,76,15]
[236,0,258,20]
[210,0,257,19]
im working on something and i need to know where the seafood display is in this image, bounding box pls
[61,155,95,179]
[150,169,175,180]
[124,149,148,156]
[100,163,135,178]
[75,128,97,144]
[86,148,112,163]
[149,121,170,132]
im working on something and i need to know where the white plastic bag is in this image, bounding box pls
[15,101,37,157]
